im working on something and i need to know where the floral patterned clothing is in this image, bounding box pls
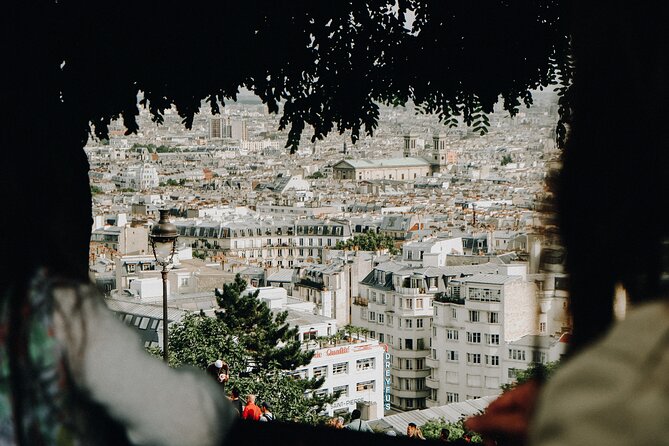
[1,270,235,446]
[0,270,77,445]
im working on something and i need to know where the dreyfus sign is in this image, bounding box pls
[383,344,391,411]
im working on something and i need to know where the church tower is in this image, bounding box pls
[431,133,448,174]
[403,132,417,158]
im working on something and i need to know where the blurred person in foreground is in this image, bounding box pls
[0,268,236,445]
[465,6,669,446]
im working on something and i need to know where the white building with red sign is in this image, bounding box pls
[295,339,386,418]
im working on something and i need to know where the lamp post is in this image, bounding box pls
[150,209,178,363]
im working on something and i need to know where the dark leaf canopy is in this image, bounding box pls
[52,1,572,152]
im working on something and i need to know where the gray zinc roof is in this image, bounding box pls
[368,395,496,432]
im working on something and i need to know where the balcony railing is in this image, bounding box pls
[426,376,440,389]
[433,292,465,305]
[299,278,325,290]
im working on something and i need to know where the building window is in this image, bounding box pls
[446,350,459,361]
[405,339,413,350]
[508,349,526,361]
[356,358,375,371]
[416,298,423,309]
[369,311,376,321]
[378,314,385,324]
[313,366,327,378]
[532,351,548,364]
[467,332,482,344]
[379,333,384,342]
[451,308,458,319]
[485,355,500,366]
[488,312,499,324]
[468,310,480,322]
[333,385,349,397]
[466,374,482,387]
[416,359,424,370]
[447,329,459,340]
[447,392,459,403]
[387,315,393,326]
[303,330,318,341]
[416,318,424,328]
[405,359,414,370]
[405,319,413,328]
[332,362,349,375]
[539,322,547,333]
[432,348,438,359]
[466,353,481,364]
[485,334,500,345]
[468,287,501,302]
[508,368,519,379]
[356,380,375,391]
[293,368,308,379]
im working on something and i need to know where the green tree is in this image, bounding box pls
[151,312,333,424]
[420,418,482,443]
[90,185,103,195]
[214,275,313,370]
[307,171,324,179]
[166,312,246,370]
[500,361,560,392]
[500,154,513,166]
[335,231,399,255]
[156,275,334,423]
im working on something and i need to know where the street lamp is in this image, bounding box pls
[150,209,178,363]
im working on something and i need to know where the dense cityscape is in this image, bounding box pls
[85,88,569,436]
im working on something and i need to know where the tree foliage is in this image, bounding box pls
[154,275,333,424]
[335,231,399,254]
[420,418,482,443]
[45,1,572,153]
[306,171,325,179]
[214,274,314,370]
[500,361,560,392]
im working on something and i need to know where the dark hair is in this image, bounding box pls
[350,409,361,420]
[231,387,240,397]
[408,423,417,428]
[261,401,271,410]
[441,428,449,437]
[552,4,669,357]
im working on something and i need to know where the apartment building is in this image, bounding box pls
[401,237,464,267]
[252,286,385,418]
[351,261,500,411]
[297,339,386,418]
[175,218,352,266]
[427,264,568,406]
